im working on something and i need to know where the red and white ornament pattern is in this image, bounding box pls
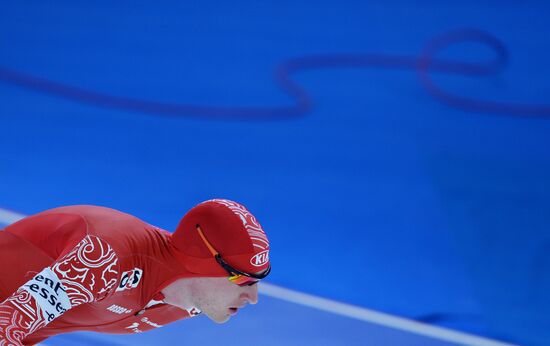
[207,199,270,251]
[0,235,119,345]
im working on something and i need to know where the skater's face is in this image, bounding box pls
[191,276,260,323]
[162,275,260,323]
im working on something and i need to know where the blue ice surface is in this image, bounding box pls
[1,1,550,345]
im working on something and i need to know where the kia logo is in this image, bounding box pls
[250,250,269,267]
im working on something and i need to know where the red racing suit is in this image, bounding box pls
[0,205,202,345]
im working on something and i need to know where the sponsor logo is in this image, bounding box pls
[116,268,143,292]
[107,304,133,314]
[250,250,269,267]
[125,318,162,333]
[22,268,72,323]
[141,317,162,328]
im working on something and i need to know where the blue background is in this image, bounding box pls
[1,1,549,345]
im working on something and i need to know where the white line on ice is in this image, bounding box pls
[0,207,517,346]
[259,283,517,346]
[0,208,25,224]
